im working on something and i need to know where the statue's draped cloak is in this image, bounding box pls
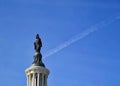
[32,34,45,67]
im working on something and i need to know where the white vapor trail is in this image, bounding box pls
[43,15,120,59]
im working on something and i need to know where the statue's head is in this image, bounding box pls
[36,34,39,39]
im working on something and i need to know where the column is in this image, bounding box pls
[37,73,40,86]
[29,74,32,86]
[42,74,44,86]
[32,73,36,86]
[44,76,47,86]
[34,73,36,86]
[40,74,42,86]
[27,75,29,86]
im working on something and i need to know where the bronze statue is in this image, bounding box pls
[34,34,42,52]
[32,34,45,67]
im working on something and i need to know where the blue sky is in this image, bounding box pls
[0,0,120,86]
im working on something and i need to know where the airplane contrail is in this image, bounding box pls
[43,15,120,59]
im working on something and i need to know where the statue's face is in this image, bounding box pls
[36,34,39,39]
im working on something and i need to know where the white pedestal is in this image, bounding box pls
[25,66,50,86]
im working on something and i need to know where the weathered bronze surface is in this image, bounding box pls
[32,34,45,67]
[34,34,42,53]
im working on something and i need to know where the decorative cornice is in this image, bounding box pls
[25,66,50,76]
